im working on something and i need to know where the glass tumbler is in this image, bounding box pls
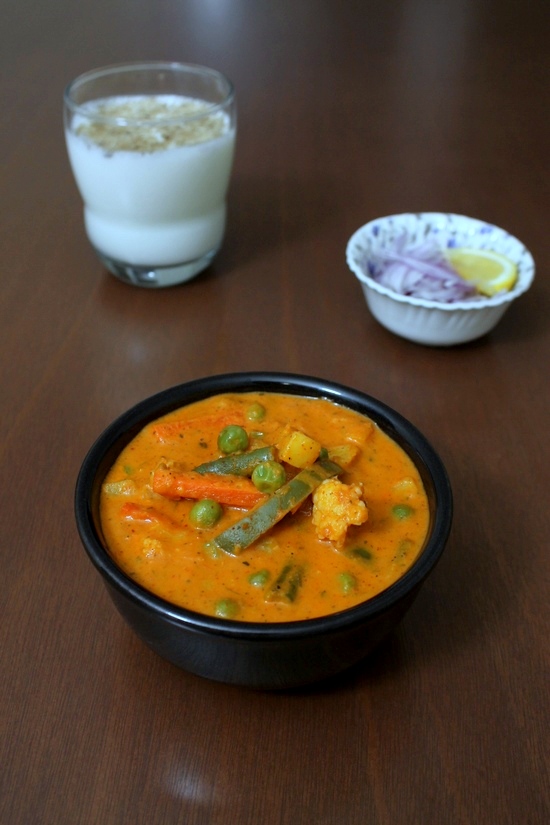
[64,62,236,287]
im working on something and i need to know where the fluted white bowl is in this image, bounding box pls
[346,212,535,346]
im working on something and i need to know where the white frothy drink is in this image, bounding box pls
[65,95,236,267]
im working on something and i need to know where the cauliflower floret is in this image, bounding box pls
[312,478,368,548]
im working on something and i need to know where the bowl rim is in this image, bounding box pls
[346,211,535,311]
[75,372,453,640]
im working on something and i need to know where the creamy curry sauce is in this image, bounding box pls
[100,392,430,622]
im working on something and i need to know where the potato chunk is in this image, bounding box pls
[277,429,321,468]
[312,479,369,548]
[102,479,137,496]
[327,443,360,469]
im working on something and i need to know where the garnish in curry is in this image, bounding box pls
[100,392,430,622]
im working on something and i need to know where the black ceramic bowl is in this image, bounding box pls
[75,372,453,689]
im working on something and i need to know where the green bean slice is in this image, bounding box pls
[266,563,304,603]
[212,458,342,555]
[195,446,276,476]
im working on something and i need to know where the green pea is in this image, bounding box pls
[349,546,373,562]
[190,499,223,528]
[217,425,249,454]
[215,598,239,619]
[338,571,357,594]
[251,460,286,493]
[248,569,270,587]
[246,402,266,422]
[392,504,415,520]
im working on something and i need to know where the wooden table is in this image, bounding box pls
[2,1,548,822]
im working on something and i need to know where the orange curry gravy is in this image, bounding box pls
[100,392,430,622]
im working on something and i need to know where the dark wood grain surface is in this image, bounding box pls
[1,1,548,823]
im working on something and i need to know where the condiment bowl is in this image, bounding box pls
[346,212,535,346]
[75,372,453,689]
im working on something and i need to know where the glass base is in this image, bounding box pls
[95,246,219,288]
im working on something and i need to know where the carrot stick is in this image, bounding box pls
[152,467,266,508]
[120,502,185,530]
[152,411,245,442]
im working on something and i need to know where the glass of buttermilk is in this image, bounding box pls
[64,62,236,287]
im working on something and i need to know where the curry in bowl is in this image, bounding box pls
[100,390,430,623]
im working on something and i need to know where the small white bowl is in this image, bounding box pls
[346,212,535,346]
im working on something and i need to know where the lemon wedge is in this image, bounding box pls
[446,248,518,296]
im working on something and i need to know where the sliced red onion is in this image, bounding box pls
[366,233,479,302]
